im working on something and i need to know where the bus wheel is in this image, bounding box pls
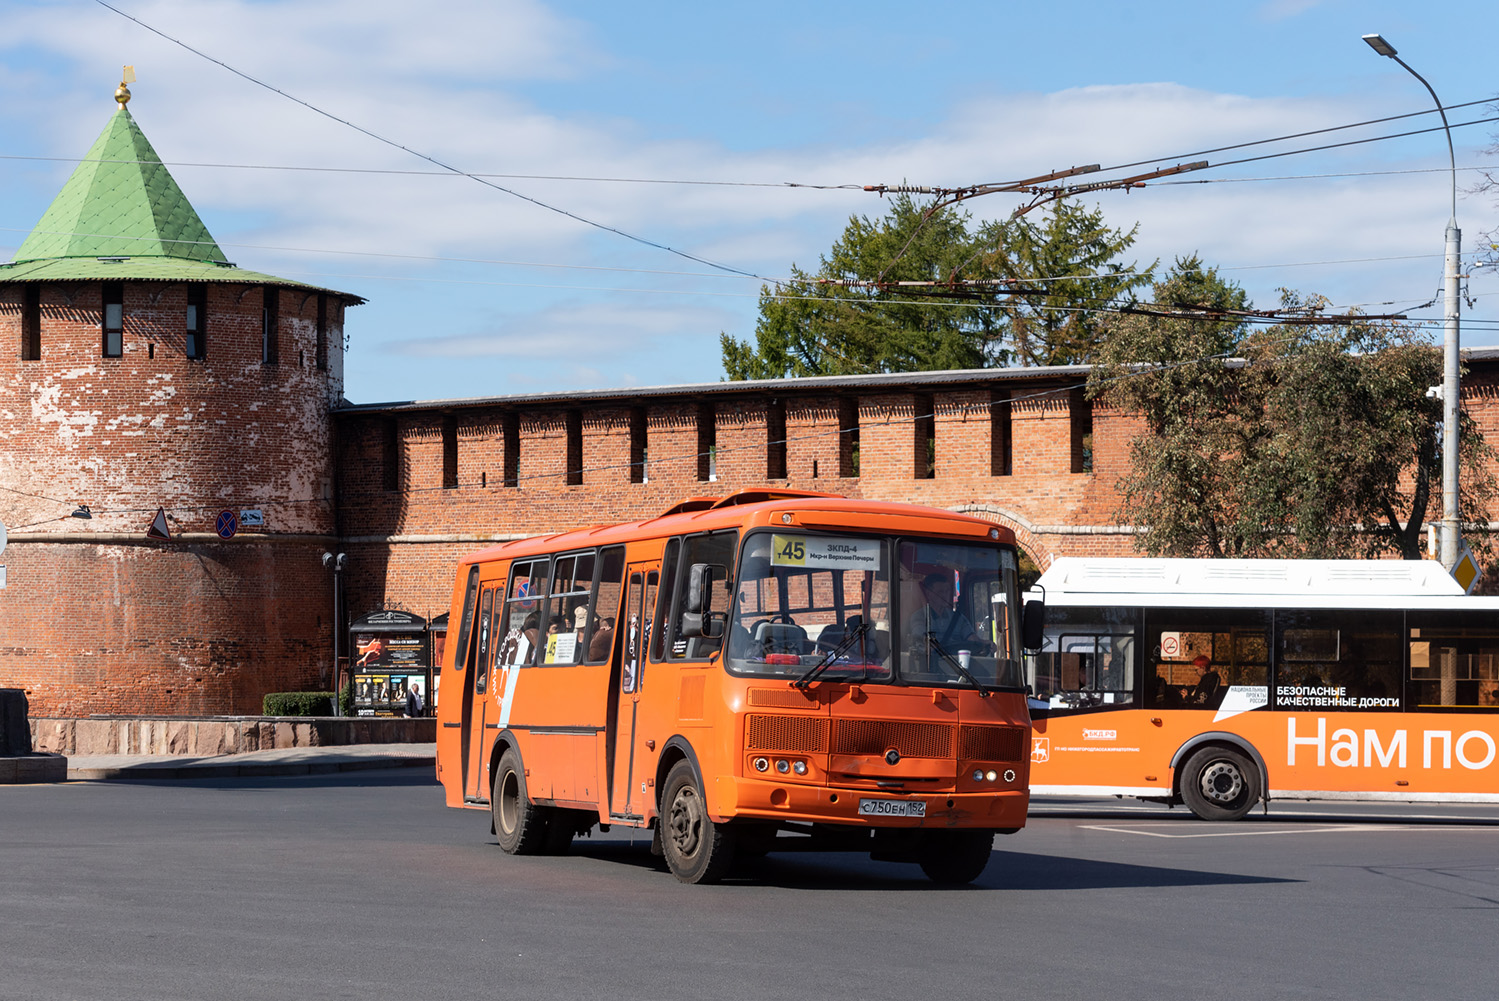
[493,747,550,855]
[1180,746,1259,822]
[917,830,994,885]
[660,760,736,884]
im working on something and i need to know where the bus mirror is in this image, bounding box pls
[1021,599,1046,651]
[680,611,724,640]
[686,563,712,615]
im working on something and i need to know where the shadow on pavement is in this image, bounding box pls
[564,840,1294,891]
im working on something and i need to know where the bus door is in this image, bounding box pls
[461,583,500,803]
[609,564,658,820]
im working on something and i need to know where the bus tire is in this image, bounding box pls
[917,830,994,885]
[660,760,736,884]
[493,747,550,855]
[1180,745,1259,822]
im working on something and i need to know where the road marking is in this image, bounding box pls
[1075,822,1463,839]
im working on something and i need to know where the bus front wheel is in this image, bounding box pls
[493,747,551,854]
[660,760,737,884]
[917,830,994,885]
[1180,746,1259,822]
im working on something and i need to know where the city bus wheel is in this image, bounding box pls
[917,830,994,885]
[1180,746,1259,822]
[493,747,550,855]
[660,760,737,884]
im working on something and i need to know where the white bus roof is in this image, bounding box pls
[1028,557,1499,610]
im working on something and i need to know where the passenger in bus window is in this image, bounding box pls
[1150,663,1181,708]
[1183,655,1221,707]
[587,616,615,661]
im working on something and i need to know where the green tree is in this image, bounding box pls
[722,196,1147,379]
[1092,259,1494,559]
[974,199,1150,366]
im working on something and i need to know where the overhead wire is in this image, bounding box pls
[92,0,768,281]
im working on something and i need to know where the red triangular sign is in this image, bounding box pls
[146,507,171,541]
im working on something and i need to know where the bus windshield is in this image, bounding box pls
[725,531,1022,690]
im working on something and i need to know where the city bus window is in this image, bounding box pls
[473,587,495,695]
[726,532,892,681]
[664,531,736,661]
[651,540,680,662]
[1027,604,1136,712]
[543,551,595,665]
[499,559,548,667]
[1409,611,1499,709]
[1275,610,1401,711]
[450,565,481,674]
[584,547,626,664]
[898,539,1020,689]
[1143,607,1269,712]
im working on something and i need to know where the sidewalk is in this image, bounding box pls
[65,742,436,781]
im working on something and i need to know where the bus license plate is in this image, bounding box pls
[858,797,926,818]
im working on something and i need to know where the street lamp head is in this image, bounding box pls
[1362,33,1397,58]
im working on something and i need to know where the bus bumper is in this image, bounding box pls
[717,775,1029,829]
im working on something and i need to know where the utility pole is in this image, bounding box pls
[1363,33,1463,568]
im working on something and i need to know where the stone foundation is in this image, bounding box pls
[30,716,435,756]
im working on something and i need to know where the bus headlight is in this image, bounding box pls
[775,759,791,774]
[792,760,808,776]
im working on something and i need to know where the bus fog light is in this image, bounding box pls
[1003,769,1016,783]
[775,759,791,774]
[985,770,998,782]
[753,757,769,772]
[792,760,808,775]
[972,769,985,782]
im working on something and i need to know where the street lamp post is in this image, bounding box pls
[322,551,347,715]
[1363,33,1463,569]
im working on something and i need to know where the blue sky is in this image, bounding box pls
[2,0,1496,404]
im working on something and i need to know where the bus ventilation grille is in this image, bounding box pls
[958,725,1027,762]
[745,715,830,753]
[748,688,820,710]
[832,720,952,759]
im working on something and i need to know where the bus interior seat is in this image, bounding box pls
[753,620,807,655]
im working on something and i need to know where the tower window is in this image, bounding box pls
[315,294,328,371]
[186,286,207,360]
[262,287,279,365]
[102,283,123,357]
[21,286,40,360]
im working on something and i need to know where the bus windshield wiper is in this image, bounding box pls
[925,633,992,698]
[795,621,872,690]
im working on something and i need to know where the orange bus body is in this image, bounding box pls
[436,490,1032,882]
[1026,558,1499,819]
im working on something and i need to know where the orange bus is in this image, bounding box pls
[435,489,1040,883]
[1025,557,1499,820]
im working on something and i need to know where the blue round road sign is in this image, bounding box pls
[215,509,238,540]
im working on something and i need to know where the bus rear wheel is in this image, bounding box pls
[1180,746,1259,821]
[660,760,736,884]
[493,747,551,854]
[917,830,994,885]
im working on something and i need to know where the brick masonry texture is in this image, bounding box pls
[6,274,1499,717]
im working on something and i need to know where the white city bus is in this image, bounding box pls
[1024,558,1499,820]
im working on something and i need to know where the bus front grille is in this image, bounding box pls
[958,725,1027,762]
[832,720,953,759]
[745,714,830,753]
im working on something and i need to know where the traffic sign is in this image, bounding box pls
[215,509,239,540]
[146,507,171,541]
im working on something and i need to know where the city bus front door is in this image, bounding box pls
[461,584,499,803]
[609,565,658,821]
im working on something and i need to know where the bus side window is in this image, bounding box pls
[585,547,627,665]
[451,565,481,674]
[473,587,495,695]
[652,539,680,662]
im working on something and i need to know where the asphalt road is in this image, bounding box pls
[3,774,1496,1001]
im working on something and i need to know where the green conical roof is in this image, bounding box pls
[13,106,226,264]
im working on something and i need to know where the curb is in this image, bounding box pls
[0,753,69,784]
[67,754,435,781]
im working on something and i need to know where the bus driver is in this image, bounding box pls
[905,572,991,672]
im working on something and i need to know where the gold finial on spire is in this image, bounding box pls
[115,65,135,108]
